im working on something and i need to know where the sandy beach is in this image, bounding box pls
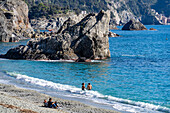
[0,83,119,113]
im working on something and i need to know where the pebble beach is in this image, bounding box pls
[0,83,119,113]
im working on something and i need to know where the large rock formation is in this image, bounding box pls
[3,10,111,61]
[122,19,147,30]
[0,0,33,42]
[30,13,118,32]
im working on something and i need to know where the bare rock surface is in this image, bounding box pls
[149,28,157,31]
[3,10,111,61]
[122,19,147,30]
[0,0,33,42]
[30,13,86,32]
[108,31,120,37]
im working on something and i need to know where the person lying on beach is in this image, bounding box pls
[87,83,92,90]
[82,83,85,90]
[48,98,57,108]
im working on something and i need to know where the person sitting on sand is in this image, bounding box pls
[55,101,59,107]
[82,83,85,90]
[44,99,48,107]
[87,83,92,90]
[48,98,57,108]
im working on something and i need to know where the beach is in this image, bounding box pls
[0,25,169,113]
[0,83,119,113]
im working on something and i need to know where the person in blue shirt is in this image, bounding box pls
[48,98,57,108]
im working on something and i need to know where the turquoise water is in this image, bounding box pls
[0,25,170,113]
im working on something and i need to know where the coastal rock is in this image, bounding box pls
[3,10,111,61]
[149,28,157,31]
[109,24,118,30]
[57,18,77,34]
[108,31,120,37]
[122,19,147,30]
[107,0,161,25]
[0,0,33,42]
[0,10,11,42]
[30,13,86,32]
[107,1,140,26]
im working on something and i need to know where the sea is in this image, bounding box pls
[0,25,169,113]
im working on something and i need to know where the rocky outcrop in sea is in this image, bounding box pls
[108,32,120,37]
[149,28,157,31]
[0,0,33,42]
[30,13,117,32]
[2,10,111,61]
[122,19,147,30]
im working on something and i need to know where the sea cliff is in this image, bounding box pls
[0,0,33,42]
[2,10,111,61]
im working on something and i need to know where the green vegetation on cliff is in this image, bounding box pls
[23,0,70,19]
[23,0,107,19]
[23,0,169,21]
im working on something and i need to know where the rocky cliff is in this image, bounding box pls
[30,13,86,32]
[0,0,33,42]
[107,0,138,25]
[107,0,161,25]
[23,0,162,25]
[3,10,111,61]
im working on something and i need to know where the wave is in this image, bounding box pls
[6,71,170,113]
[34,59,104,63]
[0,58,9,60]
[34,59,75,63]
[0,58,104,63]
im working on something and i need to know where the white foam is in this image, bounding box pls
[91,60,104,63]
[34,59,75,63]
[0,79,10,84]
[0,58,9,60]
[6,71,170,113]
[33,59,104,63]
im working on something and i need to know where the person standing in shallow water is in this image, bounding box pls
[82,83,85,90]
[87,83,92,90]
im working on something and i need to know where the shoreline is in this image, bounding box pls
[0,83,120,113]
[0,68,169,113]
[0,60,170,113]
